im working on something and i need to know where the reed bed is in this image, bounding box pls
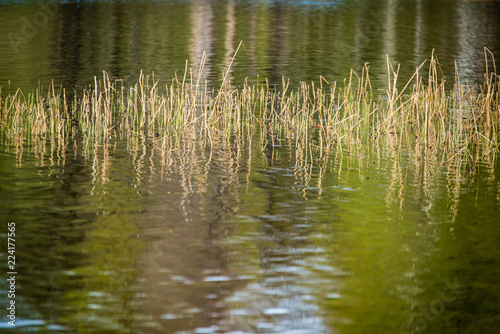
[1,49,499,168]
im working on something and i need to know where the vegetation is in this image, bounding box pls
[1,48,498,168]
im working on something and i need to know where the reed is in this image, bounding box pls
[1,49,499,169]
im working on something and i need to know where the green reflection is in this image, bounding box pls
[1,124,500,333]
[0,138,145,332]
[315,149,500,333]
[1,0,500,333]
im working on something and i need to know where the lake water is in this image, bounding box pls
[1,0,500,91]
[1,0,500,333]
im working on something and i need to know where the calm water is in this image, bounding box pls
[0,0,500,91]
[1,133,500,333]
[1,0,500,333]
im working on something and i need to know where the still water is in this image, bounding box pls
[1,132,500,333]
[1,0,500,333]
[0,0,500,91]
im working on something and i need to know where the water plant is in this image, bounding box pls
[1,48,498,170]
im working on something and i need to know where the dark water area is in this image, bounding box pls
[1,1,500,334]
[0,0,500,93]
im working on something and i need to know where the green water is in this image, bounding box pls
[1,0,500,333]
[1,133,499,333]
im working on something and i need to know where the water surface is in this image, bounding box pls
[1,133,500,333]
[0,0,499,92]
[1,0,500,333]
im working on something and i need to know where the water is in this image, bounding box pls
[0,0,499,92]
[1,0,500,333]
[1,133,500,333]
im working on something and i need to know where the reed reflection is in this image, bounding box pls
[127,134,251,333]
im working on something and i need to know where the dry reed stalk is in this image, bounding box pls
[1,50,499,171]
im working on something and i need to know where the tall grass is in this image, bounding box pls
[1,49,499,168]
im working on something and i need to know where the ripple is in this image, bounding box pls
[203,275,231,282]
[263,307,290,315]
[0,319,45,328]
[229,309,255,316]
[195,325,222,333]
[160,313,183,319]
[331,185,357,191]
